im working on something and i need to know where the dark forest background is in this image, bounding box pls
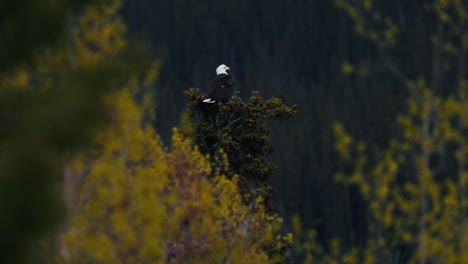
[121,0,436,250]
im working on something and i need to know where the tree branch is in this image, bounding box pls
[224,117,242,130]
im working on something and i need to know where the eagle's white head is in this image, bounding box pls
[216,64,231,75]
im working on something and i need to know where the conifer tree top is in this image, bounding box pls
[184,88,298,206]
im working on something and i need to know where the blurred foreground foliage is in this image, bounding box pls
[0,0,148,263]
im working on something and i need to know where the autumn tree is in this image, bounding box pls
[293,0,468,263]
[43,85,291,264]
[307,80,468,264]
[292,73,467,264]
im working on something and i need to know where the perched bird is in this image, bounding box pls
[203,64,235,103]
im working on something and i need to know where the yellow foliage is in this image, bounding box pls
[333,122,353,160]
[362,0,372,11]
[72,1,126,66]
[326,85,468,263]
[56,87,285,264]
[1,0,128,91]
[341,62,354,75]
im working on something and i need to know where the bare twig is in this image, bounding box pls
[224,117,242,130]
[380,52,410,87]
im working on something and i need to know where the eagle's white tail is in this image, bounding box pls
[203,98,215,103]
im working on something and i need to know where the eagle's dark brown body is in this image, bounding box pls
[207,74,235,102]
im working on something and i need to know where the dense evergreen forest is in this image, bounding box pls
[1,0,466,263]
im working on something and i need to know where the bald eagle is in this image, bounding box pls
[203,64,235,103]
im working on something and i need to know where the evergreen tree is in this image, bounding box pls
[184,88,297,262]
[184,89,297,209]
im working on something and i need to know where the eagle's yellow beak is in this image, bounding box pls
[225,66,231,71]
